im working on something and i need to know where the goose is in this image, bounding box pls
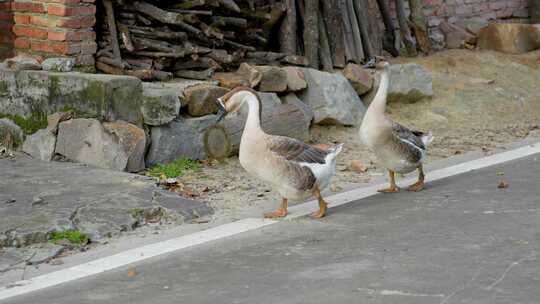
[359,60,433,192]
[214,87,343,219]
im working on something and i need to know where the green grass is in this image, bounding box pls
[147,158,202,178]
[50,230,89,245]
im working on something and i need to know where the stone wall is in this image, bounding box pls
[382,0,530,49]
[10,0,96,67]
[0,0,15,60]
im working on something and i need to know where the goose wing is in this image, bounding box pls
[267,136,330,164]
[392,122,427,151]
[266,136,330,191]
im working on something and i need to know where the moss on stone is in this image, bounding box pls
[0,112,47,135]
[0,81,8,96]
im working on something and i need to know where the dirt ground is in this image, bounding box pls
[179,49,540,215]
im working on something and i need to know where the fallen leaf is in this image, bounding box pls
[350,160,368,173]
[127,267,138,278]
[497,180,509,189]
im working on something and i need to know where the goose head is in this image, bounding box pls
[363,56,390,70]
[215,86,258,123]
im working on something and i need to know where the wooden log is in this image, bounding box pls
[132,36,174,52]
[395,0,417,56]
[169,9,212,16]
[133,51,186,58]
[136,14,152,26]
[127,26,188,41]
[246,51,286,61]
[532,0,540,23]
[223,39,256,51]
[117,23,135,52]
[281,54,308,66]
[119,12,136,19]
[345,0,364,62]
[103,0,122,63]
[210,16,247,28]
[303,0,319,68]
[352,0,374,59]
[341,0,355,62]
[317,10,333,71]
[97,56,125,68]
[173,57,221,70]
[205,49,234,64]
[200,22,224,39]
[219,0,240,13]
[175,68,215,80]
[171,0,205,9]
[375,0,399,56]
[134,1,201,37]
[363,0,383,56]
[321,0,345,68]
[408,0,431,54]
[278,0,297,55]
[96,47,114,58]
[96,61,123,75]
[125,58,153,69]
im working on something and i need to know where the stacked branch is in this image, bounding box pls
[96,0,307,80]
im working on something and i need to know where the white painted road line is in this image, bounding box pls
[1,143,539,301]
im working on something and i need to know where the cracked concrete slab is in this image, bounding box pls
[0,156,213,251]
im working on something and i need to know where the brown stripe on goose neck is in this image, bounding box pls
[221,86,262,118]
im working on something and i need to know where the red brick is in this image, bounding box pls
[13,25,48,39]
[47,4,95,16]
[78,15,95,28]
[76,54,94,65]
[38,0,80,3]
[0,2,12,10]
[14,37,30,49]
[47,4,77,16]
[30,15,55,27]
[47,30,77,41]
[0,34,15,44]
[13,14,31,24]
[0,23,13,31]
[56,16,80,28]
[30,39,52,52]
[12,2,45,13]
[50,41,81,55]
[0,12,14,21]
[80,41,96,54]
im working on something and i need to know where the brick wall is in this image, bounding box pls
[10,0,96,67]
[0,0,15,60]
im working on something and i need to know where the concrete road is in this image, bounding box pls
[4,155,540,304]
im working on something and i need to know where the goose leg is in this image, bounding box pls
[264,198,288,218]
[311,187,328,219]
[407,165,425,192]
[378,170,399,193]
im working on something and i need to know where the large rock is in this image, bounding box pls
[0,118,24,149]
[342,63,373,95]
[22,129,56,161]
[297,68,365,126]
[56,118,128,171]
[184,84,228,117]
[478,23,540,54]
[5,55,41,71]
[366,64,433,104]
[0,69,143,126]
[103,121,147,172]
[213,72,252,89]
[41,58,75,72]
[254,66,288,92]
[282,66,307,92]
[147,92,313,163]
[46,111,72,134]
[236,63,262,88]
[146,116,215,164]
[141,82,182,126]
[0,157,213,247]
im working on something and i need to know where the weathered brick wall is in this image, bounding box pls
[10,0,96,67]
[0,0,15,60]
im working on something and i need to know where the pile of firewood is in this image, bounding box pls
[95,0,432,79]
[96,0,308,80]
[278,0,431,71]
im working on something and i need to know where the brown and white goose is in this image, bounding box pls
[215,87,343,219]
[359,60,433,192]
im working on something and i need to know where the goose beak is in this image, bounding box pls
[362,58,377,69]
[215,98,227,124]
